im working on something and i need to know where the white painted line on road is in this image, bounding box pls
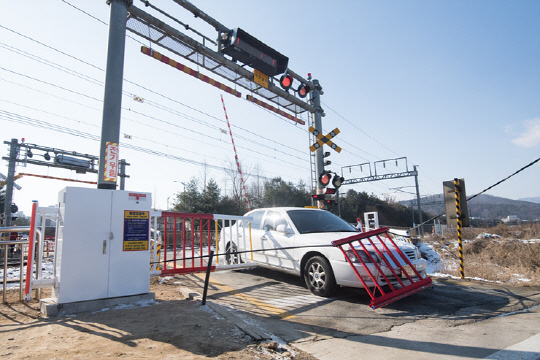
[484,332,540,360]
[266,294,334,308]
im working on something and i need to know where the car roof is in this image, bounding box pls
[249,207,325,212]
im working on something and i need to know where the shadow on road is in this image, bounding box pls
[184,266,540,358]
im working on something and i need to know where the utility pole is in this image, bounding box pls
[414,165,423,237]
[97,0,131,189]
[2,138,19,227]
[312,79,324,202]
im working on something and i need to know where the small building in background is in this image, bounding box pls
[501,215,519,223]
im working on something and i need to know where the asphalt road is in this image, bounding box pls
[178,266,540,360]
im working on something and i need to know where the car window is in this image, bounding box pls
[262,210,287,231]
[287,210,357,234]
[247,210,265,230]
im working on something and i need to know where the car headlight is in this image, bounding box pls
[345,250,380,263]
[414,246,421,260]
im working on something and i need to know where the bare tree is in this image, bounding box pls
[224,159,252,211]
[247,163,265,208]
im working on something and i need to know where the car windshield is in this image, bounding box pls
[287,210,358,234]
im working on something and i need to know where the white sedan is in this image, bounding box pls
[219,207,427,297]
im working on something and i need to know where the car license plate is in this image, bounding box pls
[402,264,415,277]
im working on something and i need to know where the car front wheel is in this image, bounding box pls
[304,256,337,297]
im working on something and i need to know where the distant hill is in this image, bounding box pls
[519,196,540,204]
[400,194,540,221]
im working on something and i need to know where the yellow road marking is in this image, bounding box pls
[195,274,295,319]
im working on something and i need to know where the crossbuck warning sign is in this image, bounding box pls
[309,126,342,153]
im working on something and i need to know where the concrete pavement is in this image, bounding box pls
[292,304,540,360]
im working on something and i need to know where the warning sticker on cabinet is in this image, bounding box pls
[123,210,149,251]
[128,193,147,202]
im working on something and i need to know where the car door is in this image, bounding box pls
[243,209,266,262]
[260,210,296,269]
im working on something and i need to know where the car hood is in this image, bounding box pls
[298,231,362,245]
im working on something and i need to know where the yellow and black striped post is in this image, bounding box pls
[454,178,464,279]
[156,243,162,271]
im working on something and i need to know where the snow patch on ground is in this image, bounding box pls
[416,241,444,274]
[0,258,54,290]
[416,238,534,283]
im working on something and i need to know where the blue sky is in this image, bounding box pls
[1,1,539,216]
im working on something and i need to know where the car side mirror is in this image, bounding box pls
[276,224,293,234]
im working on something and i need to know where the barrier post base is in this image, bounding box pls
[40,292,155,317]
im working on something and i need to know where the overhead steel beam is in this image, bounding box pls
[2,158,98,174]
[126,5,316,114]
[342,170,418,185]
[17,143,98,161]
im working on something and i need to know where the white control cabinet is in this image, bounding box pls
[364,212,380,231]
[55,187,152,303]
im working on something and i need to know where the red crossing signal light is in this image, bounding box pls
[279,74,293,91]
[297,84,311,98]
[319,170,332,187]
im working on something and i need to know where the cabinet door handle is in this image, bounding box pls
[103,240,107,254]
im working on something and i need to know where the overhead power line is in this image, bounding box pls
[0,24,104,72]
[0,64,308,166]
[0,66,102,102]
[60,0,107,25]
[1,16,426,190]
[412,156,540,230]
[321,101,441,195]
[0,28,309,159]
[0,109,305,182]
[322,101,399,158]
[467,156,540,202]
[0,76,308,172]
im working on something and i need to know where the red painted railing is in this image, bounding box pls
[332,227,432,309]
[161,212,216,275]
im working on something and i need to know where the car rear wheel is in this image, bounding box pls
[304,256,337,297]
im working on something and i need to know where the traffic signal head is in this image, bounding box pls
[297,83,311,98]
[311,194,326,201]
[319,170,332,187]
[325,188,336,195]
[323,151,331,167]
[332,175,344,189]
[324,199,337,206]
[279,74,293,91]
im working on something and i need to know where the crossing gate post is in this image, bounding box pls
[24,201,39,301]
[454,178,465,279]
[332,227,432,309]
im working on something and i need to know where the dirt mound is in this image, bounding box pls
[0,278,316,359]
